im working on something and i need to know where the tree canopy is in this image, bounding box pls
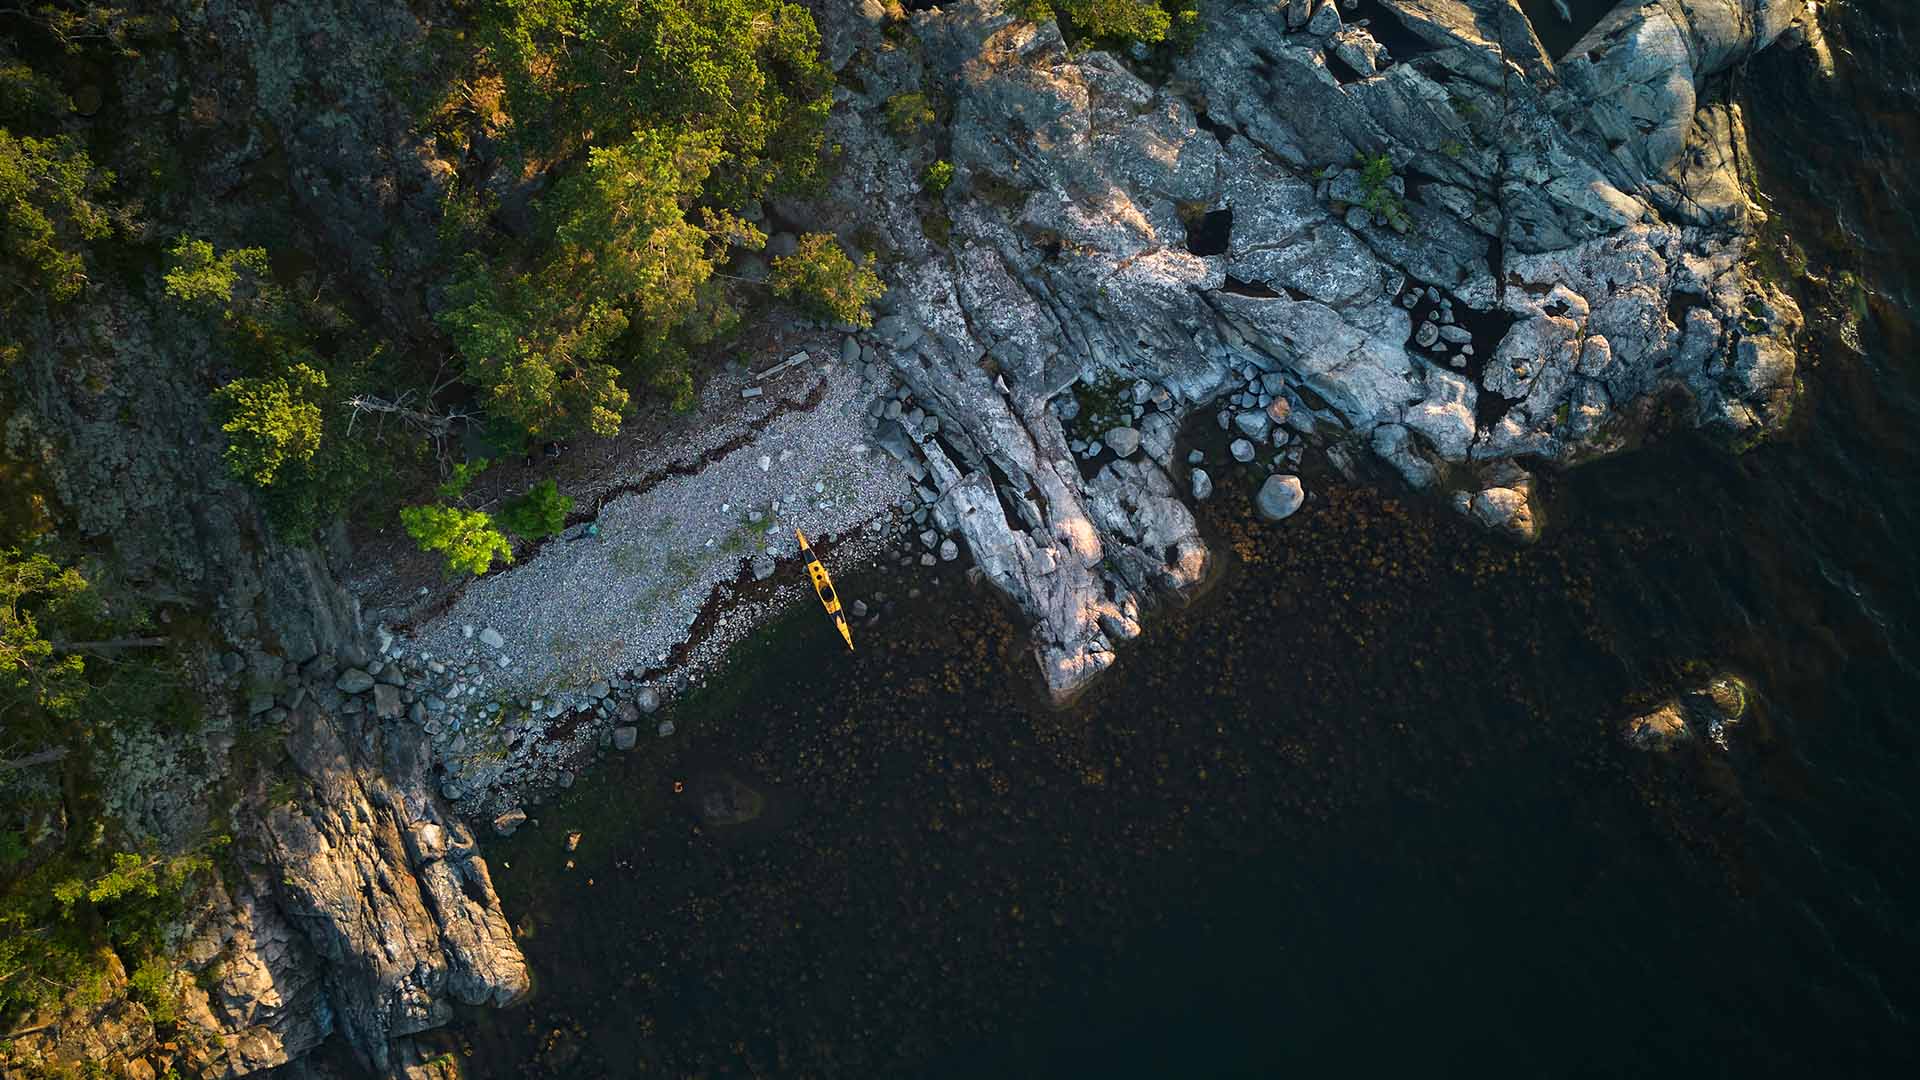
[437,0,836,435]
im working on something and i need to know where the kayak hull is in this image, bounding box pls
[795,528,854,651]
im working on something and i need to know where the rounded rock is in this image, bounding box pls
[1255,474,1306,521]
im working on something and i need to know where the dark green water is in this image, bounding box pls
[434,5,1920,1075]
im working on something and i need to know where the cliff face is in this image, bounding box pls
[782,0,1814,701]
[1,2,529,1074]
[253,703,529,1073]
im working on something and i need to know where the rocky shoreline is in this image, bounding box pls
[356,0,1829,853]
[0,3,1835,1078]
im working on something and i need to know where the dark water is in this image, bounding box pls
[433,5,1920,1076]
[1516,0,1616,59]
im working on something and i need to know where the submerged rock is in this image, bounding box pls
[688,771,767,828]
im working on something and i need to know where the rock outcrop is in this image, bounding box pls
[785,0,1810,701]
[257,704,530,1072]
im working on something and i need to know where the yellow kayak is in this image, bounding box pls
[795,528,854,651]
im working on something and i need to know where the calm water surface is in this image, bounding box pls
[435,4,1920,1075]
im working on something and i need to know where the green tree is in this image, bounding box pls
[0,548,88,726]
[162,235,269,309]
[437,456,491,501]
[769,233,883,328]
[440,127,769,430]
[401,503,513,577]
[479,0,832,197]
[0,129,112,306]
[209,363,328,486]
[450,0,837,428]
[500,478,572,539]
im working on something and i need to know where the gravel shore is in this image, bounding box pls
[397,345,912,709]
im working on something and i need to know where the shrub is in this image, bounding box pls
[884,92,934,137]
[210,363,328,486]
[128,956,178,1024]
[500,478,572,539]
[769,233,884,328]
[923,159,954,195]
[1355,151,1411,231]
[400,504,513,577]
[1015,0,1194,45]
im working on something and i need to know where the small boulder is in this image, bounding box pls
[492,808,528,837]
[1104,426,1142,458]
[1190,468,1214,500]
[613,726,639,751]
[1256,474,1306,521]
[1232,405,1269,437]
[478,627,506,649]
[1624,703,1693,752]
[637,686,661,714]
[939,538,959,562]
[1230,438,1256,463]
[336,669,375,694]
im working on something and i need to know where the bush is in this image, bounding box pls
[210,363,328,486]
[500,478,572,539]
[883,91,934,137]
[1355,151,1410,230]
[400,504,513,577]
[127,956,178,1024]
[923,159,954,195]
[769,234,884,328]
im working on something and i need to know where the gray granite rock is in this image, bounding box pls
[1255,474,1306,521]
